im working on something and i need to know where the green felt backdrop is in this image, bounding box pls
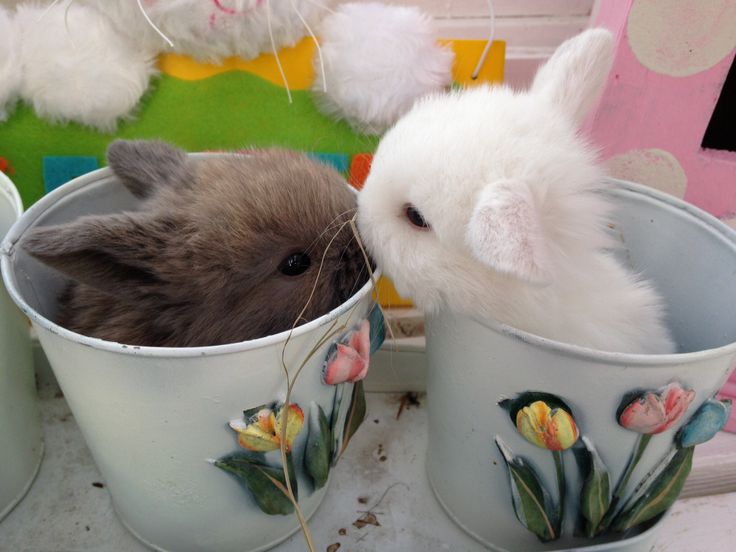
[0,72,379,207]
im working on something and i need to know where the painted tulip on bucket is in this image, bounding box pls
[676,398,732,448]
[229,403,305,453]
[618,382,695,435]
[516,401,579,451]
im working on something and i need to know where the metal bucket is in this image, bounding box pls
[0,159,378,552]
[425,180,736,551]
[0,172,42,521]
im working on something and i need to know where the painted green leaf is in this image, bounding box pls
[339,380,367,460]
[368,304,386,354]
[494,436,559,542]
[329,381,368,465]
[304,402,331,490]
[579,436,611,537]
[612,446,694,532]
[215,452,296,516]
[330,383,348,466]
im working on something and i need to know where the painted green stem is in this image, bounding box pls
[614,434,652,500]
[597,433,652,534]
[553,450,565,532]
[615,446,678,521]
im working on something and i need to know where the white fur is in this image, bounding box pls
[16,2,156,132]
[312,2,454,134]
[79,0,332,62]
[531,28,614,125]
[358,29,675,354]
[0,7,21,121]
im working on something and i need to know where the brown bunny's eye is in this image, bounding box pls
[279,252,311,276]
[405,204,430,230]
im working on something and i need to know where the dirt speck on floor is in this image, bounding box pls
[353,512,381,529]
[396,392,421,419]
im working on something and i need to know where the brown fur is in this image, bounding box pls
[22,140,367,347]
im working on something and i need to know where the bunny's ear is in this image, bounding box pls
[22,213,167,296]
[530,28,614,126]
[467,180,551,285]
[106,140,191,199]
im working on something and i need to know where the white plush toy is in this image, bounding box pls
[79,0,332,62]
[0,0,332,131]
[312,2,455,134]
[357,29,676,354]
[0,7,22,122]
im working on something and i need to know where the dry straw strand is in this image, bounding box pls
[136,0,174,47]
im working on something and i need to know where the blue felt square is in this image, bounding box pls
[307,153,350,174]
[43,156,99,194]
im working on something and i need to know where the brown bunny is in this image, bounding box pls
[21,140,367,347]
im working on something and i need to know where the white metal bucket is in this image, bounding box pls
[425,180,736,551]
[0,172,42,521]
[0,160,378,552]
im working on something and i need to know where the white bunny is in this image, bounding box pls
[357,29,675,354]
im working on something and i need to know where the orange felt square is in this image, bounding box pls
[348,153,373,190]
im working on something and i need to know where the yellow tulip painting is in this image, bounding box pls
[516,400,579,452]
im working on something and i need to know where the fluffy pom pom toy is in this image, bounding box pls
[14,2,156,132]
[0,7,21,122]
[312,2,455,134]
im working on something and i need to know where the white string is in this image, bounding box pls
[35,0,78,48]
[136,0,174,48]
[36,0,64,23]
[266,0,293,103]
[290,0,327,93]
[64,0,78,50]
[471,0,496,80]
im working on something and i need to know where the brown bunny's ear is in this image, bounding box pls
[106,140,192,199]
[21,213,169,297]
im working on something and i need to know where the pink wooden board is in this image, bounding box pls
[585,0,736,430]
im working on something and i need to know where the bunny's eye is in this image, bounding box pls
[405,204,430,230]
[279,252,311,276]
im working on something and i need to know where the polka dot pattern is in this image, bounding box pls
[628,0,736,77]
[606,149,688,199]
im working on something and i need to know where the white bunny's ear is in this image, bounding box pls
[467,180,551,285]
[531,28,614,126]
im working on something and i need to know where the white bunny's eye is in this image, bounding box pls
[404,204,430,230]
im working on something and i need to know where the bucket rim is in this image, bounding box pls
[432,178,736,366]
[0,171,23,220]
[0,156,378,358]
